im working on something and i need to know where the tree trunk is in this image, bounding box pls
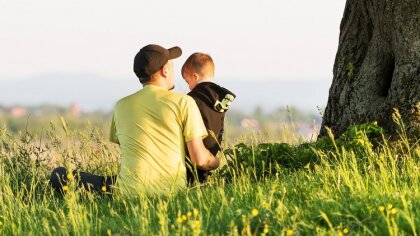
[320,0,420,138]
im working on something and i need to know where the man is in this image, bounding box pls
[110,44,220,195]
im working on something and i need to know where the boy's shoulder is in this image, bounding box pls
[188,82,234,97]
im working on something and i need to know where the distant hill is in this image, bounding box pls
[0,74,331,113]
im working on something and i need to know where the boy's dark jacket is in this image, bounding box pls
[186,82,235,183]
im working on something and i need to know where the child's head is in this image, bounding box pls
[181,53,215,90]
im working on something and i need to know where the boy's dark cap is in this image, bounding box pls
[133,44,182,82]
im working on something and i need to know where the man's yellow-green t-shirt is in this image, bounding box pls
[110,85,207,195]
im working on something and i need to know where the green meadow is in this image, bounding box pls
[0,111,419,235]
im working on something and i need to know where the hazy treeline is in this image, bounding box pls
[0,104,322,143]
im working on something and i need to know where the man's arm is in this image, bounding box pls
[109,113,120,144]
[186,137,220,171]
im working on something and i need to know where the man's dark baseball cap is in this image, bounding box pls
[133,44,182,82]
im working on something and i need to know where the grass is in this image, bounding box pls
[0,113,419,235]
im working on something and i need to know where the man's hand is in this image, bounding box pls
[186,137,220,171]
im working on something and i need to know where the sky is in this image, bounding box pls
[0,0,347,82]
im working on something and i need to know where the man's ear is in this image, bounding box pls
[161,65,168,77]
[193,73,200,81]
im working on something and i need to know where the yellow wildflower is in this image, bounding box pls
[189,220,201,229]
[182,215,187,221]
[176,217,183,223]
[286,229,293,236]
[391,208,398,215]
[251,209,259,217]
[263,225,269,234]
[193,208,199,216]
[62,185,68,191]
[337,232,343,236]
[187,212,192,218]
[101,186,107,192]
[387,204,393,210]
[343,228,349,234]
[378,206,385,212]
[67,172,74,180]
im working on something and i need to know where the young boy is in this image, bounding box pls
[182,52,236,184]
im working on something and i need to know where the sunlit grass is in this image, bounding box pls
[0,113,419,235]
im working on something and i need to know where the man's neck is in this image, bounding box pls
[143,80,169,90]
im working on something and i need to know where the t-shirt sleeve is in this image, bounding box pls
[109,113,120,144]
[182,96,208,142]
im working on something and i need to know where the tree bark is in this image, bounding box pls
[320,0,420,138]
